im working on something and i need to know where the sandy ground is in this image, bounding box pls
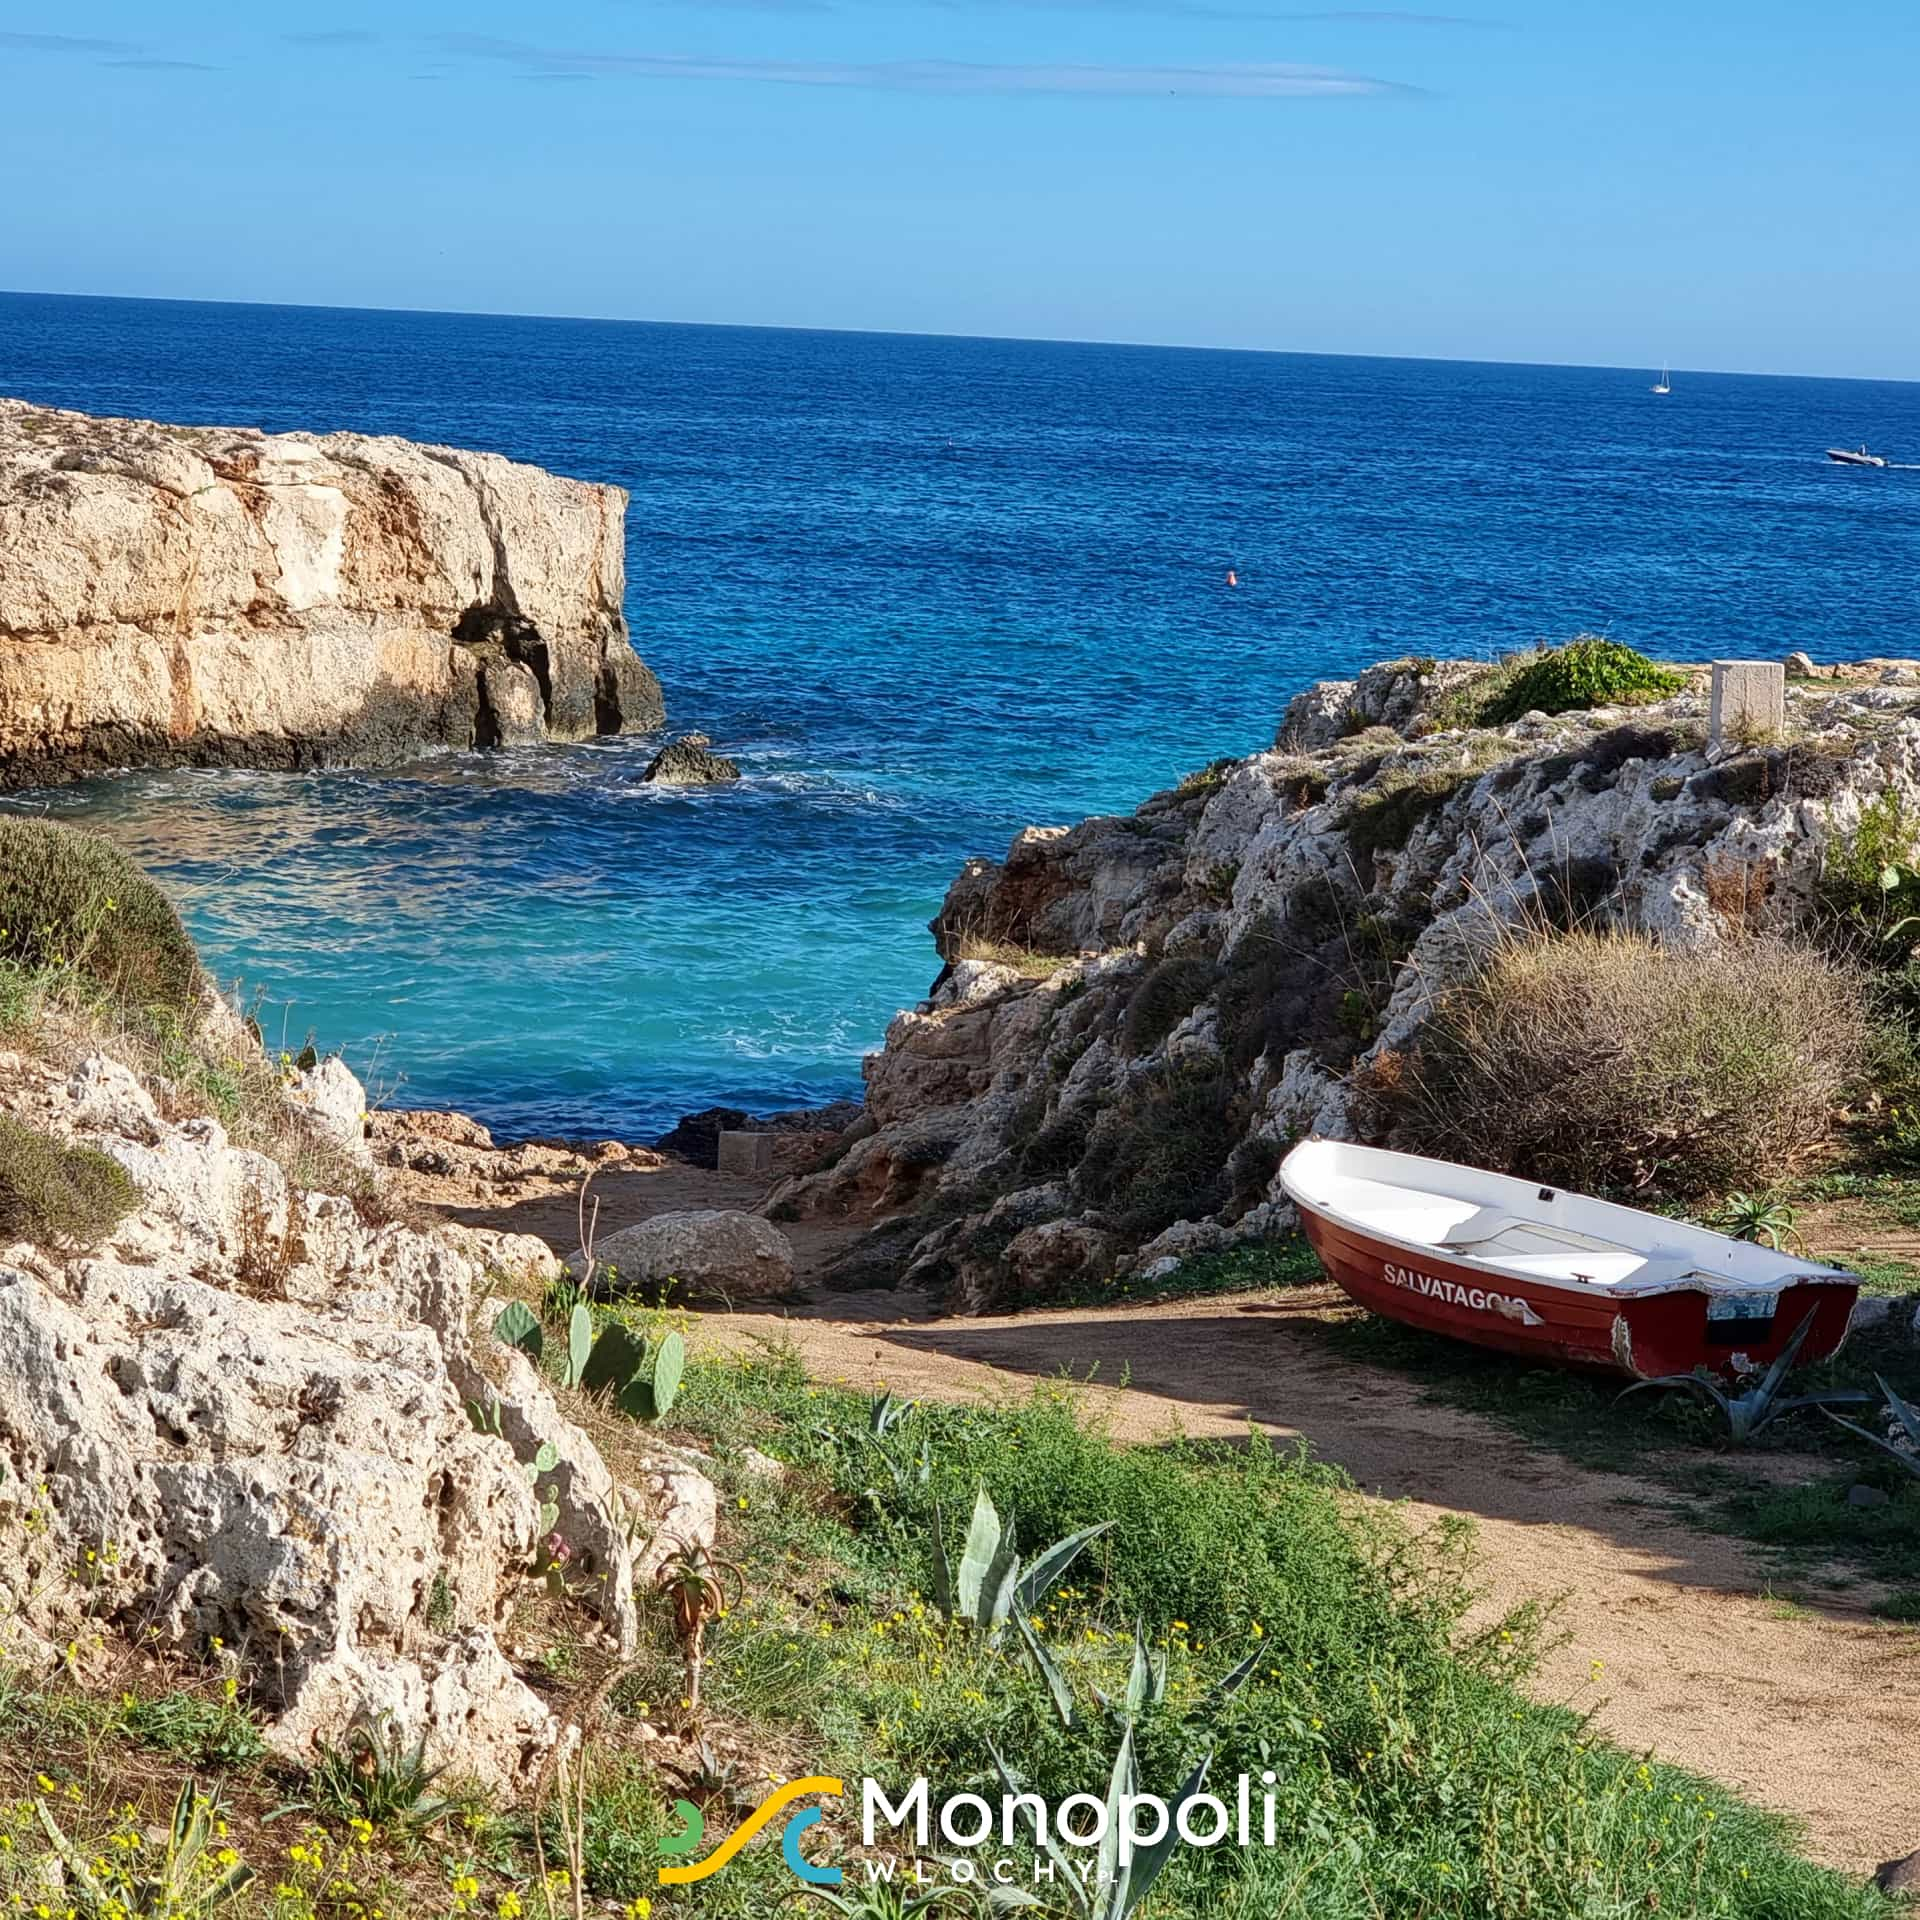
[395,1137,1920,1877]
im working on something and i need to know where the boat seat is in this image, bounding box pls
[1435,1209,1649,1285]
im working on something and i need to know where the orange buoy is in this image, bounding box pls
[1227,569,1239,588]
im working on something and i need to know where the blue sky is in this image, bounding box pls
[2,1,1915,376]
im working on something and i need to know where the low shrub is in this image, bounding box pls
[1120,952,1217,1056]
[1387,928,1873,1195]
[0,1113,139,1247]
[1076,1058,1242,1234]
[1343,753,1500,862]
[1475,637,1687,727]
[0,816,202,1015]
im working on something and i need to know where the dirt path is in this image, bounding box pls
[399,1139,1918,1876]
[688,1289,1920,1877]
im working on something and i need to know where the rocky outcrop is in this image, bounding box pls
[0,1046,712,1792]
[0,398,663,786]
[775,657,1920,1310]
[642,739,740,786]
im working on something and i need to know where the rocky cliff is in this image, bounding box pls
[0,398,663,786]
[778,654,1920,1308]
[0,1032,713,1791]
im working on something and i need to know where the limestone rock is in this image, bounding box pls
[641,739,740,786]
[1849,1295,1893,1335]
[807,657,1920,1310]
[0,397,663,786]
[1876,1848,1920,1894]
[284,1056,371,1166]
[581,1209,795,1300]
[0,1047,682,1794]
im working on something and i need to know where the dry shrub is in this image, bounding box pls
[1388,928,1872,1196]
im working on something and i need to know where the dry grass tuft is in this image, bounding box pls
[947,935,1073,980]
[1386,927,1873,1196]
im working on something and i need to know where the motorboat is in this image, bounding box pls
[1827,445,1887,467]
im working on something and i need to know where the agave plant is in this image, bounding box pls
[1716,1190,1800,1251]
[809,1882,984,1918]
[929,1488,1111,1647]
[1017,1615,1259,1736]
[838,1392,931,1515]
[1823,1375,1920,1478]
[987,1727,1211,1920]
[39,1779,253,1919]
[274,1709,452,1829]
[1616,1308,1870,1443]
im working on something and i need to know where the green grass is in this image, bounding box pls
[0,1334,1894,1919]
[630,1342,1896,1919]
[1036,1231,1324,1309]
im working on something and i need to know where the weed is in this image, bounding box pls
[1476,637,1687,725]
[123,1689,265,1771]
[1075,1059,1241,1236]
[282,1709,452,1831]
[1119,953,1216,1057]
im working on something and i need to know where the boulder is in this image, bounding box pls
[655,1106,754,1168]
[0,397,663,787]
[1849,1294,1893,1335]
[284,1055,371,1166]
[581,1209,795,1300]
[642,740,740,786]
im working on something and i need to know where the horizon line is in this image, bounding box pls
[1,283,1912,389]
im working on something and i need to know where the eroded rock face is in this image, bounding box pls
[0,1046,712,1794]
[0,398,664,785]
[782,659,1920,1309]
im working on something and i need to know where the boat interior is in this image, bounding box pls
[1310,1167,1717,1291]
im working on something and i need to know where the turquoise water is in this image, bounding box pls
[5,292,1918,1136]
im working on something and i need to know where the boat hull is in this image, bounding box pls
[1297,1203,1856,1379]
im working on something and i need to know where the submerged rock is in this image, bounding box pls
[0,397,663,786]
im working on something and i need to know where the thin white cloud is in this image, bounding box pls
[436,33,1414,95]
[102,57,219,71]
[0,29,136,54]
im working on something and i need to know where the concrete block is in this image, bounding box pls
[1709,660,1785,746]
[716,1130,775,1178]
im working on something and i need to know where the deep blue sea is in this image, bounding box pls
[3,291,1917,1137]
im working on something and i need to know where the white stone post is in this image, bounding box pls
[1709,660,1785,747]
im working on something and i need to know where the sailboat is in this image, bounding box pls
[1651,364,1672,395]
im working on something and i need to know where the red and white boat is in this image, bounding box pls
[1279,1140,1859,1379]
